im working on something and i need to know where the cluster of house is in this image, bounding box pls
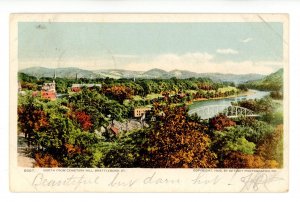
[25,82,102,100]
[18,80,58,101]
[19,79,155,135]
[108,108,152,136]
[24,80,150,113]
[71,84,102,92]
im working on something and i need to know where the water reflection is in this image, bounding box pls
[188,90,270,118]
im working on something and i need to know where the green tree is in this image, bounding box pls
[68,88,126,131]
[103,129,148,167]
[211,126,257,164]
[18,94,48,146]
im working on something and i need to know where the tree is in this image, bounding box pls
[70,111,93,131]
[143,103,217,168]
[222,151,279,168]
[209,114,236,131]
[222,151,266,168]
[20,81,38,91]
[18,72,38,83]
[237,84,248,91]
[55,79,68,93]
[257,124,284,168]
[62,130,100,167]
[18,94,49,146]
[235,98,274,114]
[33,104,102,167]
[225,137,256,155]
[35,153,59,167]
[211,126,257,165]
[68,88,126,131]
[103,85,133,103]
[237,120,274,144]
[270,91,283,99]
[103,129,149,168]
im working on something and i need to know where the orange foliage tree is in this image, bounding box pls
[35,153,59,168]
[209,114,236,131]
[65,143,83,155]
[222,151,265,168]
[143,103,218,168]
[257,124,284,168]
[222,151,279,169]
[18,103,49,146]
[69,111,93,131]
[104,85,133,103]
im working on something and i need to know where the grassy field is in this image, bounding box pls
[132,93,165,101]
[217,86,238,93]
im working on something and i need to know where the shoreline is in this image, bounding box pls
[186,89,256,106]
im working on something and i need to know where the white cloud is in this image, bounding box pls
[125,52,214,72]
[216,48,239,55]
[125,53,280,75]
[240,37,253,43]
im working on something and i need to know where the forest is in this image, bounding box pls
[17,71,284,168]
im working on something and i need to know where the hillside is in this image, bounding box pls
[93,69,143,79]
[198,72,264,84]
[244,68,283,91]
[20,67,97,79]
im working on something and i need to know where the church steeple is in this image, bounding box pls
[53,70,56,83]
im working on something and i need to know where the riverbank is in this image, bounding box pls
[186,89,256,106]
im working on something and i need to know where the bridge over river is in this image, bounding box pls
[188,105,260,119]
[187,89,269,119]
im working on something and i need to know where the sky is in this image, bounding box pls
[18,22,284,75]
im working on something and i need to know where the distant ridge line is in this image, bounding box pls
[19,66,268,84]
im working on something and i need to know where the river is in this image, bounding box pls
[188,89,270,119]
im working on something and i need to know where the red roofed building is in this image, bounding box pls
[108,126,119,135]
[41,90,57,100]
[41,81,57,100]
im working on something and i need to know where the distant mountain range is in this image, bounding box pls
[20,67,97,79]
[19,67,267,84]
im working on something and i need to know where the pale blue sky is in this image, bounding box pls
[18,22,283,74]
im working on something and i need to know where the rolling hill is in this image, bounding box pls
[244,68,283,91]
[93,69,144,79]
[20,67,265,84]
[20,67,97,79]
